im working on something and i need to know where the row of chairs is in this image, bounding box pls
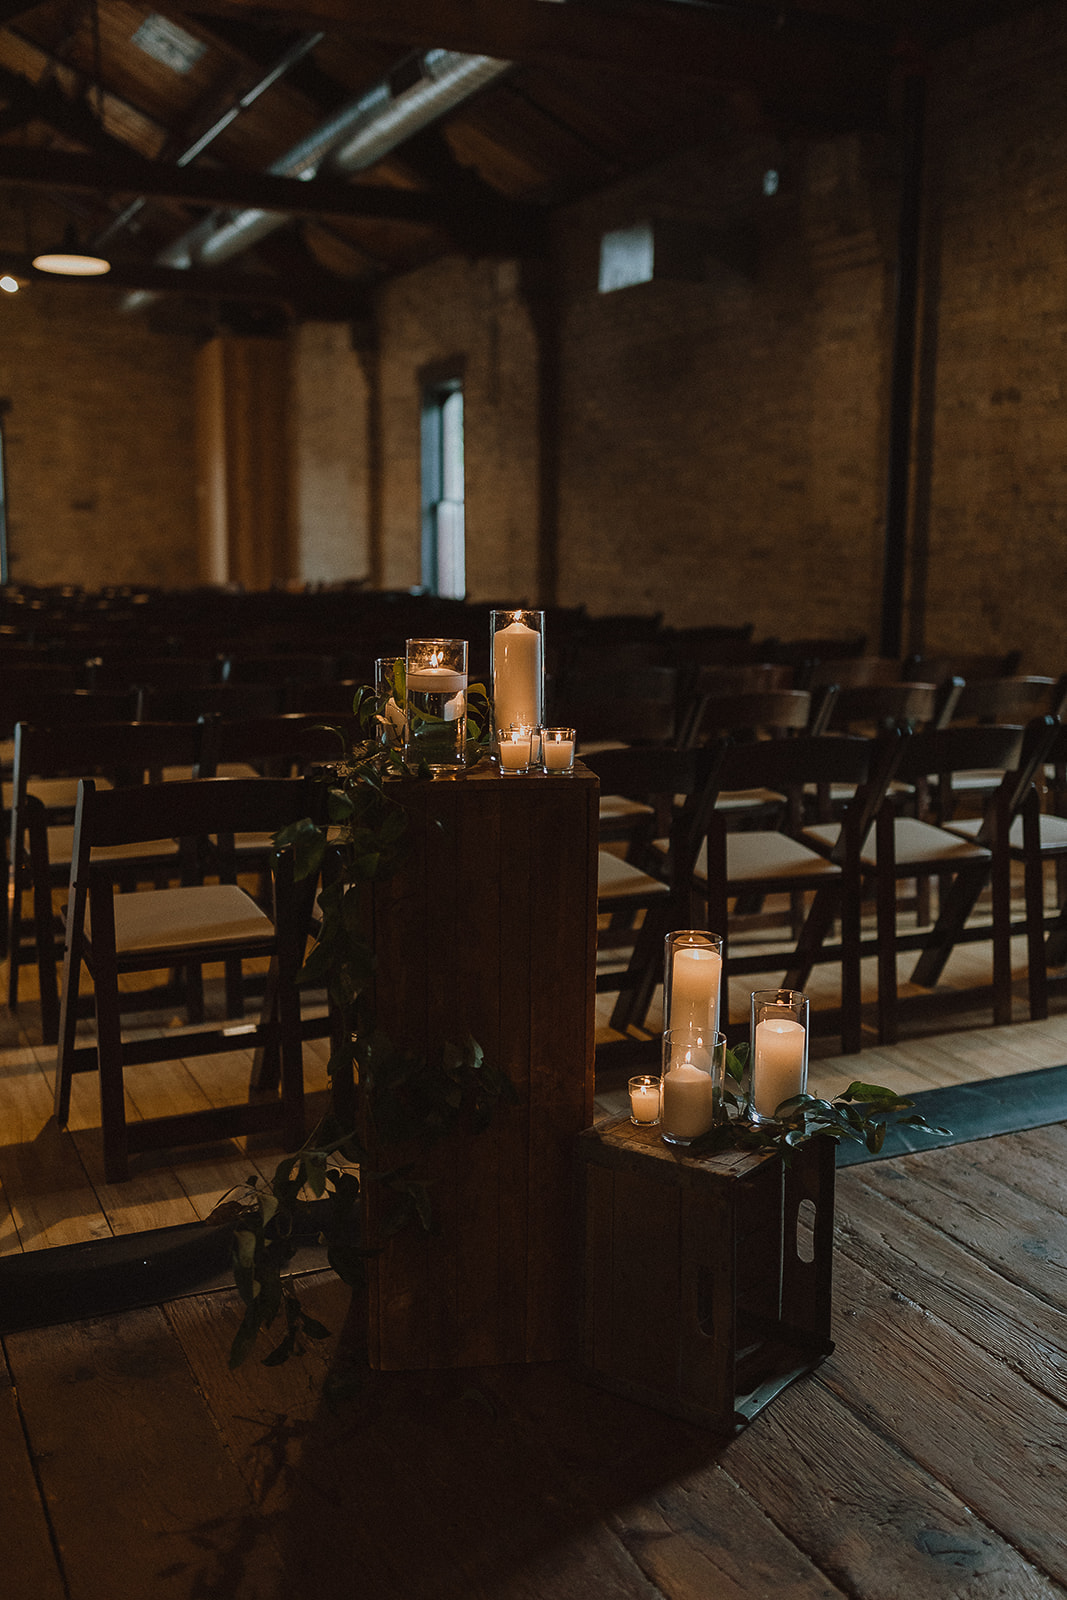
[586,713,1066,1058]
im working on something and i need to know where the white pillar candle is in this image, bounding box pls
[753,1017,807,1118]
[493,615,543,730]
[542,736,575,771]
[669,945,722,1039]
[661,1061,714,1138]
[629,1081,661,1123]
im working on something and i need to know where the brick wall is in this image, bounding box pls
[0,278,200,588]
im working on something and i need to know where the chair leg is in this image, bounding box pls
[990,799,1012,1027]
[909,862,990,989]
[782,884,838,992]
[86,884,131,1185]
[1021,795,1048,1022]
[54,881,89,1127]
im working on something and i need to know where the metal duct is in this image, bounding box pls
[122,50,512,307]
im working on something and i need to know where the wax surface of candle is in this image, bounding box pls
[630,1083,661,1122]
[753,1017,807,1117]
[493,618,542,729]
[498,736,531,770]
[406,666,466,694]
[669,946,722,1038]
[543,738,574,771]
[661,1063,714,1137]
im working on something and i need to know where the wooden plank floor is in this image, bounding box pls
[2,1122,1065,1600]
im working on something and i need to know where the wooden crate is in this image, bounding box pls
[577,1115,835,1431]
[363,761,599,1370]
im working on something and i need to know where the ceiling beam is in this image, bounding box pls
[179,0,894,126]
[0,143,545,248]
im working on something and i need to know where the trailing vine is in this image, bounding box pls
[222,677,514,1370]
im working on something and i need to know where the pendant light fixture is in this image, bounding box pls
[33,0,110,277]
[32,223,111,276]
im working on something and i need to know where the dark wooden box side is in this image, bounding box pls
[578,1117,835,1431]
[363,764,599,1370]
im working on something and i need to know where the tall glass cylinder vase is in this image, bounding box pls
[404,638,468,773]
[490,609,544,739]
[748,989,809,1123]
[663,930,723,1042]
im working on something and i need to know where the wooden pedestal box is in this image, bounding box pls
[363,763,599,1372]
[577,1116,835,1432]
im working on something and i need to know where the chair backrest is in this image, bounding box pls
[136,681,285,721]
[196,711,363,778]
[947,676,1061,725]
[553,665,679,746]
[11,718,205,799]
[826,681,939,733]
[581,743,722,883]
[808,656,907,689]
[894,717,1057,835]
[70,773,323,858]
[683,688,814,748]
[220,653,340,686]
[84,656,220,692]
[903,649,1023,684]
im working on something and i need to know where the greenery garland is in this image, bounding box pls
[222,675,516,1370]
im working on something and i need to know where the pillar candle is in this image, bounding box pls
[753,1017,807,1118]
[669,944,722,1039]
[661,1063,714,1138]
[493,615,542,730]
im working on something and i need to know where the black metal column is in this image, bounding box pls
[880,74,926,660]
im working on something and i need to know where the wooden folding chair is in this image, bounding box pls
[7,719,205,1041]
[55,774,325,1183]
[798,718,1057,1042]
[692,733,902,1053]
[580,744,720,1036]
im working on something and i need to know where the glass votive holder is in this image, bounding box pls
[491,609,545,737]
[748,989,809,1124]
[664,930,723,1042]
[660,1029,724,1146]
[374,655,405,747]
[497,723,534,774]
[540,726,576,773]
[403,638,468,773]
[628,1074,661,1126]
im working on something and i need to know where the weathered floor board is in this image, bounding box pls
[2,1128,1066,1600]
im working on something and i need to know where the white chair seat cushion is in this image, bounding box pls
[599,794,654,822]
[948,769,1004,792]
[945,812,1067,852]
[803,816,990,869]
[92,883,272,954]
[715,787,785,813]
[655,832,841,886]
[47,825,180,870]
[597,849,668,901]
[162,762,262,781]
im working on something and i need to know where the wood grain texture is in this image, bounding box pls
[0,1345,66,1600]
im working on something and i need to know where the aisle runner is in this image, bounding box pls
[837,1062,1067,1166]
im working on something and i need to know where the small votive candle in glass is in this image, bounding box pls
[664,930,723,1042]
[660,1029,724,1146]
[749,989,809,1122]
[497,724,533,773]
[628,1074,661,1125]
[540,727,576,773]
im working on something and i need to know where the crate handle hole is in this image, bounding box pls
[796,1198,817,1264]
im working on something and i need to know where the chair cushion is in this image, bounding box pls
[47,825,180,870]
[599,794,654,822]
[803,816,990,869]
[945,812,1067,853]
[93,883,273,954]
[715,787,785,813]
[656,831,842,886]
[597,850,668,901]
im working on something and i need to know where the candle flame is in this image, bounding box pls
[430,648,442,668]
